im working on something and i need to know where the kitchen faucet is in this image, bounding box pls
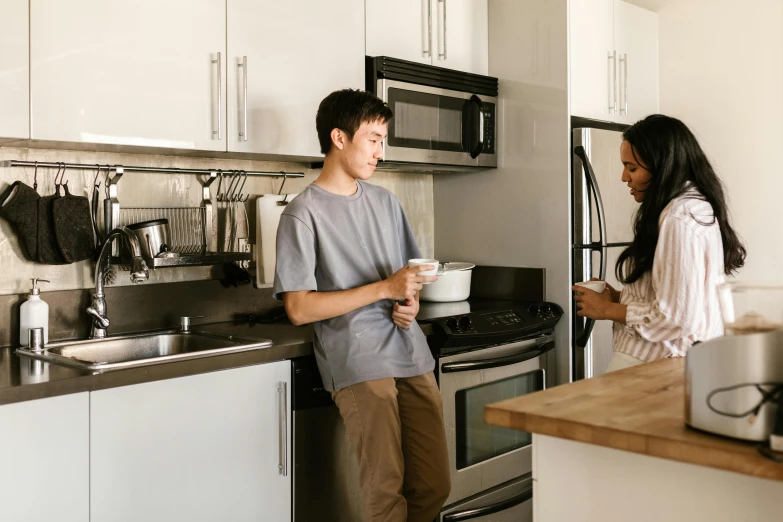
[86,227,149,339]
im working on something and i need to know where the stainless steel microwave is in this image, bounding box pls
[367,56,498,171]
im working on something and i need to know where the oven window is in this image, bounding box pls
[455,370,544,469]
[387,88,466,152]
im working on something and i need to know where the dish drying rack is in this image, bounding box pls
[1,161,305,269]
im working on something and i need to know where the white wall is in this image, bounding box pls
[657,0,783,281]
[434,0,571,384]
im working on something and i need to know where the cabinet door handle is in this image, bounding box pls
[422,0,432,58]
[437,0,447,60]
[277,382,288,476]
[607,51,617,114]
[620,53,628,116]
[212,52,222,140]
[238,56,248,141]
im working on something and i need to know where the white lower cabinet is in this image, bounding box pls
[0,393,90,522]
[90,361,292,522]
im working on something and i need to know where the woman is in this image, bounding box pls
[573,115,746,373]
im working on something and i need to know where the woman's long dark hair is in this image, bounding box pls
[616,114,746,284]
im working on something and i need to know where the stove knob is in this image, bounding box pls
[459,316,472,330]
[446,318,458,331]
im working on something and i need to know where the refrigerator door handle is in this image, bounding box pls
[574,145,608,249]
[575,246,605,348]
[574,145,608,349]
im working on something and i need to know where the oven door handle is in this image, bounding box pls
[442,487,533,521]
[441,336,555,374]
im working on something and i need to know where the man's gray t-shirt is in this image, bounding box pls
[272,181,434,392]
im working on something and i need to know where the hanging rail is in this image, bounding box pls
[0,160,305,178]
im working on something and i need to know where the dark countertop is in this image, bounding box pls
[0,322,314,406]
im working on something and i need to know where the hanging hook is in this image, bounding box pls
[92,164,102,190]
[235,170,248,202]
[215,170,225,201]
[104,165,112,198]
[277,171,288,195]
[53,162,65,195]
[60,163,70,195]
[32,161,38,192]
[227,170,241,202]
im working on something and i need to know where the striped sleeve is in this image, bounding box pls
[624,215,708,343]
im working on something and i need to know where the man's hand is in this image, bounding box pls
[384,264,437,301]
[393,297,419,329]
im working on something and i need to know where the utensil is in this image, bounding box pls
[127,218,172,259]
[419,262,475,302]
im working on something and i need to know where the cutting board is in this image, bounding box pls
[256,194,297,285]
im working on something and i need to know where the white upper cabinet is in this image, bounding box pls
[569,0,615,121]
[367,0,488,76]
[90,362,292,522]
[0,393,90,522]
[0,0,29,140]
[30,0,226,151]
[614,0,658,124]
[433,0,489,75]
[570,0,658,123]
[366,0,433,66]
[227,0,365,158]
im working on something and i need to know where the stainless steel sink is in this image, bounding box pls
[16,330,273,372]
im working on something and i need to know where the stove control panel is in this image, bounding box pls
[426,301,563,352]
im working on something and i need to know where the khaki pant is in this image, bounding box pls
[604,351,645,373]
[332,372,451,522]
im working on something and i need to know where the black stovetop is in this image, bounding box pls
[418,298,563,356]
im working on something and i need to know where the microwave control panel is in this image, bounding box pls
[482,103,496,154]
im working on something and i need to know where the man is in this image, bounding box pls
[273,89,451,522]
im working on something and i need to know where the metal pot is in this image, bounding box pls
[127,219,171,259]
[419,262,475,302]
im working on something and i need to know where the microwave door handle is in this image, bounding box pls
[468,94,484,159]
[442,488,533,521]
[441,338,554,373]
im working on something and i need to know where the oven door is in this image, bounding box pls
[439,334,553,505]
[377,79,497,168]
[439,475,533,522]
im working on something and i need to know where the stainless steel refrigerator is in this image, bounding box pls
[572,121,637,380]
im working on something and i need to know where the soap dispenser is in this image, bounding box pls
[20,278,50,347]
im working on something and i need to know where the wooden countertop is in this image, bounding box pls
[485,358,783,482]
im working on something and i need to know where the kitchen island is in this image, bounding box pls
[485,358,783,521]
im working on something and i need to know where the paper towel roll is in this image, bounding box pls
[256,194,298,285]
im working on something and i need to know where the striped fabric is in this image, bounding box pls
[612,187,726,362]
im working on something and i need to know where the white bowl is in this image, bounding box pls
[574,280,606,293]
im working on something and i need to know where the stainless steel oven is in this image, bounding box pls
[367,56,498,170]
[439,333,553,507]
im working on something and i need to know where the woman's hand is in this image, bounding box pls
[393,297,419,329]
[572,284,614,320]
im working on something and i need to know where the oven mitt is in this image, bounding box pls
[37,191,68,264]
[53,183,95,263]
[0,181,40,261]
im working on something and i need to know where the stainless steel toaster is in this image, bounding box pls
[685,329,783,441]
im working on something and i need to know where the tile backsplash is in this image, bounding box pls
[0,146,434,295]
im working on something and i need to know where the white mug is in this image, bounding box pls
[575,280,606,293]
[408,258,439,284]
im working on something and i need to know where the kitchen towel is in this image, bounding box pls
[256,194,298,285]
[0,181,40,261]
[53,182,95,262]
[37,189,67,264]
